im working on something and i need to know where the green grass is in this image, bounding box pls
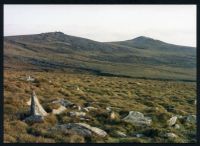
[4,69,196,143]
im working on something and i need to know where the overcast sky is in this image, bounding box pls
[4,5,196,47]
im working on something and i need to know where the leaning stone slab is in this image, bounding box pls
[123,111,152,126]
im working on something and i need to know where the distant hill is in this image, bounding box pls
[4,32,196,81]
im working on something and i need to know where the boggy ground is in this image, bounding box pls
[4,70,196,143]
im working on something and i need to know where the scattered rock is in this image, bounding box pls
[83,108,89,112]
[167,116,177,126]
[80,117,90,121]
[52,123,92,137]
[110,112,118,120]
[70,111,86,117]
[83,106,97,112]
[77,123,107,137]
[135,82,142,85]
[135,133,144,138]
[52,105,66,115]
[165,133,178,138]
[177,115,184,119]
[174,124,180,129]
[51,123,107,137]
[186,115,196,123]
[123,111,152,126]
[78,106,82,111]
[52,99,75,107]
[26,76,35,82]
[116,131,127,137]
[106,107,111,112]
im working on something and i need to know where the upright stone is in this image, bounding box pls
[30,91,48,116]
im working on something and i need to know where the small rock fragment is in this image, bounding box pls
[70,111,86,117]
[116,131,127,137]
[52,105,66,115]
[167,116,177,126]
[165,133,178,138]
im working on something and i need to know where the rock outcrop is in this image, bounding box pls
[123,111,152,126]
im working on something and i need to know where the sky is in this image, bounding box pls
[4,5,196,47]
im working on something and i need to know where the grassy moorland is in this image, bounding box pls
[4,69,196,143]
[4,32,196,81]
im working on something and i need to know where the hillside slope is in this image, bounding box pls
[4,32,196,81]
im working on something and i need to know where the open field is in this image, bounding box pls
[4,69,196,143]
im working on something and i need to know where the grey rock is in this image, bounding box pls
[78,106,82,111]
[123,111,152,126]
[24,91,47,123]
[194,100,197,105]
[174,124,180,129]
[77,123,107,137]
[30,91,48,116]
[135,133,144,138]
[116,131,127,137]
[53,123,92,137]
[70,111,86,117]
[24,115,44,123]
[83,106,98,112]
[51,123,107,137]
[165,133,178,138]
[26,76,35,82]
[52,99,75,107]
[110,112,118,120]
[52,105,66,115]
[106,107,111,112]
[167,116,177,126]
[186,115,196,123]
